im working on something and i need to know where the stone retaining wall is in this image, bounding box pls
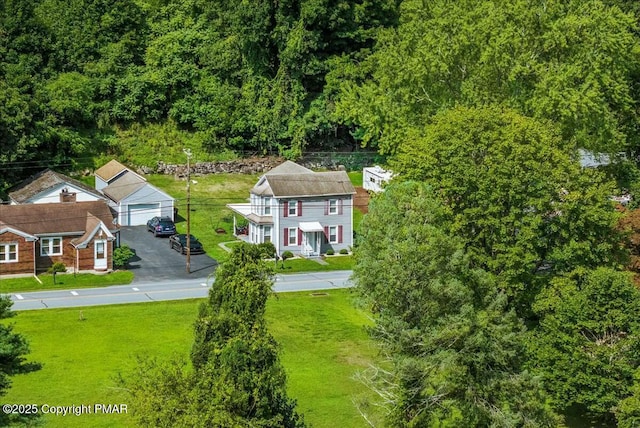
[139,152,382,177]
[149,156,286,177]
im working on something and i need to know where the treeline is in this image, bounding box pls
[345,1,640,426]
[4,0,640,185]
[0,0,399,190]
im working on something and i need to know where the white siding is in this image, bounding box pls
[363,166,393,193]
[119,184,175,226]
[29,183,104,204]
[95,176,109,191]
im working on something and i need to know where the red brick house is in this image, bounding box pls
[0,201,117,276]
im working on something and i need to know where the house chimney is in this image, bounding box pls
[60,188,77,203]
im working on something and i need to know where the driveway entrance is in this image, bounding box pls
[119,226,217,283]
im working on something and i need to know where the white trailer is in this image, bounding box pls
[363,166,393,192]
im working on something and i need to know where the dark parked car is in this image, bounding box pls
[147,216,176,237]
[169,234,205,254]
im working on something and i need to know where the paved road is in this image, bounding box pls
[9,270,354,311]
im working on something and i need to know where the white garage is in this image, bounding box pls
[96,160,175,226]
[127,203,161,226]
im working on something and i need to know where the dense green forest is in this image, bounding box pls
[2,0,640,185]
[5,1,640,425]
[0,0,400,191]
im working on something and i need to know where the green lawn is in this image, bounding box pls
[3,289,380,427]
[147,173,258,262]
[278,255,354,273]
[267,289,382,427]
[348,171,363,187]
[0,271,134,293]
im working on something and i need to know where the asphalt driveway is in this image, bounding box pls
[119,226,218,283]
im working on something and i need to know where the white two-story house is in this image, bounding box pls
[227,161,356,257]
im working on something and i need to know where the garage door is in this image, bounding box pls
[127,203,160,226]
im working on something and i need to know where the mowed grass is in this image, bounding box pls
[267,289,382,427]
[279,255,355,273]
[0,271,134,293]
[3,289,381,427]
[348,171,364,187]
[2,300,199,427]
[147,173,258,262]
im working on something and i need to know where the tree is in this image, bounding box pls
[47,262,66,284]
[125,243,304,427]
[616,207,640,284]
[335,0,640,156]
[530,267,640,421]
[353,181,559,427]
[616,369,640,427]
[0,296,38,426]
[391,106,625,313]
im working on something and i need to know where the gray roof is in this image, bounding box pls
[265,160,313,175]
[251,161,355,197]
[95,159,129,182]
[101,172,147,202]
[8,169,106,204]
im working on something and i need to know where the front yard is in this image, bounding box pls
[147,172,364,268]
[3,289,382,427]
[0,271,134,294]
[0,171,364,292]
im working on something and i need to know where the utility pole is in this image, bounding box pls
[184,148,192,273]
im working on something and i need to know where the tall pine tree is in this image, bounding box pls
[126,244,304,427]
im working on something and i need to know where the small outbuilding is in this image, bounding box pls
[363,166,393,193]
[95,160,175,226]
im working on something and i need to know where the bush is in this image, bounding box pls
[326,249,335,255]
[48,262,67,284]
[280,251,294,269]
[282,251,294,260]
[339,248,349,255]
[257,242,277,259]
[114,245,135,268]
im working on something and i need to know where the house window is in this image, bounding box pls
[250,224,258,244]
[264,226,272,243]
[95,241,105,259]
[326,225,343,244]
[328,199,338,215]
[328,226,338,243]
[41,237,62,256]
[0,244,18,263]
[288,201,298,217]
[288,227,298,245]
[264,197,271,215]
